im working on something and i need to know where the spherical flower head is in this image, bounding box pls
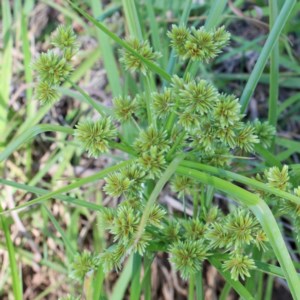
[110,206,140,244]
[225,209,258,249]
[134,126,170,154]
[178,111,200,131]
[51,25,79,60]
[74,117,117,157]
[169,240,209,279]
[167,25,191,57]
[184,27,217,62]
[202,146,232,167]
[179,79,219,115]
[147,204,166,228]
[212,26,230,48]
[113,95,137,122]
[206,222,230,249]
[35,81,60,105]
[265,165,290,191]
[103,172,132,198]
[190,124,216,153]
[253,120,275,149]
[182,219,205,240]
[119,38,161,75]
[152,88,174,119]
[214,94,242,128]
[235,123,259,152]
[33,51,72,85]
[223,253,256,281]
[138,146,166,179]
[70,251,100,281]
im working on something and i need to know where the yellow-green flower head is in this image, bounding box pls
[179,79,219,115]
[184,27,217,61]
[167,25,191,57]
[222,253,256,281]
[265,165,290,191]
[169,240,209,279]
[51,25,78,51]
[35,81,60,105]
[113,95,138,122]
[214,94,242,128]
[74,117,117,157]
[253,120,275,149]
[33,51,72,85]
[138,146,166,179]
[134,126,170,154]
[152,88,174,119]
[235,123,259,152]
[119,38,161,75]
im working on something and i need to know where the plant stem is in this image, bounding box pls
[188,274,195,300]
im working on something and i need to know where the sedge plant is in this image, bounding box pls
[1,1,300,299]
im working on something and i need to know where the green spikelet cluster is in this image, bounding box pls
[167,208,266,280]
[113,95,138,122]
[70,251,100,281]
[74,117,117,157]
[119,38,161,75]
[98,197,166,272]
[34,25,78,104]
[168,25,230,62]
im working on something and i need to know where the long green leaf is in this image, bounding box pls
[0,160,133,215]
[0,125,74,163]
[0,206,22,300]
[180,160,300,205]
[240,0,296,112]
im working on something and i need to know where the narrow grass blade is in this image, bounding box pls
[0,0,13,142]
[90,0,121,97]
[240,0,296,112]
[180,160,300,205]
[42,205,76,255]
[21,11,34,118]
[0,206,22,300]
[0,160,133,214]
[111,254,134,300]
[0,124,74,163]
[0,178,104,212]
[268,0,279,128]
[134,155,185,243]
[204,0,228,30]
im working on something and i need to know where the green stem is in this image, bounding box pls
[188,274,195,300]
[240,0,296,112]
[204,0,228,30]
[219,282,231,300]
[0,206,23,300]
[195,268,204,300]
[177,166,300,299]
[268,0,279,129]
[134,155,185,244]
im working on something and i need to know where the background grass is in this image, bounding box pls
[0,0,300,299]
